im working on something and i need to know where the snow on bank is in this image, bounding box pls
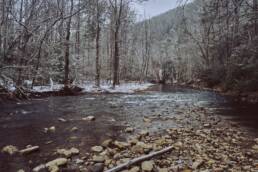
[81,82,154,93]
[0,79,16,92]
[32,82,154,94]
[32,84,63,93]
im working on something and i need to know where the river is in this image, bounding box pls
[0,85,257,171]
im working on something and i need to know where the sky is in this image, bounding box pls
[133,0,181,21]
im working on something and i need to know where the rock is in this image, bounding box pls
[1,145,18,155]
[173,142,183,149]
[57,147,79,157]
[71,127,78,132]
[46,158,68,167]
[242,166,251,171]
[155,138,166,146]
[192,159,204,169]
[75,159,84,164]
[19,146,39,155]
[141,161,154,171]
[125,127,134,133]
[252,144,258,151]
[102,139,112,147]
[158,168,168,172]
[129,167,140,172]
[203,123,211,128]
[143,118,151,123]
[121,170,129,172]
[45,158,68,172]
[91,146,104,153]
[88,163,104,172]
[33,164,46,172]
[49,126,56,133]
[136,142,152,150]
[69,136,78,140]
[92,155,105,162]
[139,130,149,137]
[58,118,67,122]
[255,138,258,144]
[131,145,144,154]
[105,159,112,166]
[82,116,95,121]
[114,141,130,149]
[113,153,122,160]
[70,147,79,153]
[17,169,25,172]
[100,150,108,156]
[45,141,53,145]
[200,170,209,172]
[57,149,71,157]
[128,137,139,145]
[48,165,59,172]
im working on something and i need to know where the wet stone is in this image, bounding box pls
[141,161,154,172]
[1,145,18,155]
[125,127,134,133]
[45,158,68,172]
[92,155,105,162]
[129,166,140,172]
[88,163,104,172]
[57,147,79,157]
[91,146,104,153]
[82,116,95,121]
[102,139,113,147]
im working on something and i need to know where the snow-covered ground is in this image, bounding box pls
[0,79,16,92]
[32,84,64,93]
[81,82,154,93]
[31,82,154,94]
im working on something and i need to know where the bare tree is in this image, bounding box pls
[64,0,74,88]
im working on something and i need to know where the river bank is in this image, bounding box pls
[175,81,258,104]
[0,82,154,103]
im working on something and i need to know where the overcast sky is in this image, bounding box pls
[133,0,181,21]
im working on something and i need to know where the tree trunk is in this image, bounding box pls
[64,0,74,88]
[113,28,119,87]
[254,0,258,35]
[95,0,100,87]
[112,0,122,88]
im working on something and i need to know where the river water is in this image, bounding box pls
[0,85,257,171]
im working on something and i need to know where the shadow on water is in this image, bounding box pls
[0,84,257,171]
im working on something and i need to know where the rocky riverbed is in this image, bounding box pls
[0,85,257,172]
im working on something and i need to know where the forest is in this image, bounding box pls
[0,0,258,95]
[0,0,258,172]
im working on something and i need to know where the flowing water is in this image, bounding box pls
[0,85,257,171]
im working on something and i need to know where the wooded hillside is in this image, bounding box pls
[1,0,258,93]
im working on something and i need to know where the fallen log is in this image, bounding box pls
[105,146,174,172]
[20,146,39,155]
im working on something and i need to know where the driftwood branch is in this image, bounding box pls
[105,146,174,172]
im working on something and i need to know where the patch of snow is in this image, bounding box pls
[8,84,16,92]
[31,81,154,94]
[84,97,96,100]
[32,84,63,92]
[81,82,154,93]
[0,79,16,92]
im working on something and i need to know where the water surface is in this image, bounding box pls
[0,85,257,171]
